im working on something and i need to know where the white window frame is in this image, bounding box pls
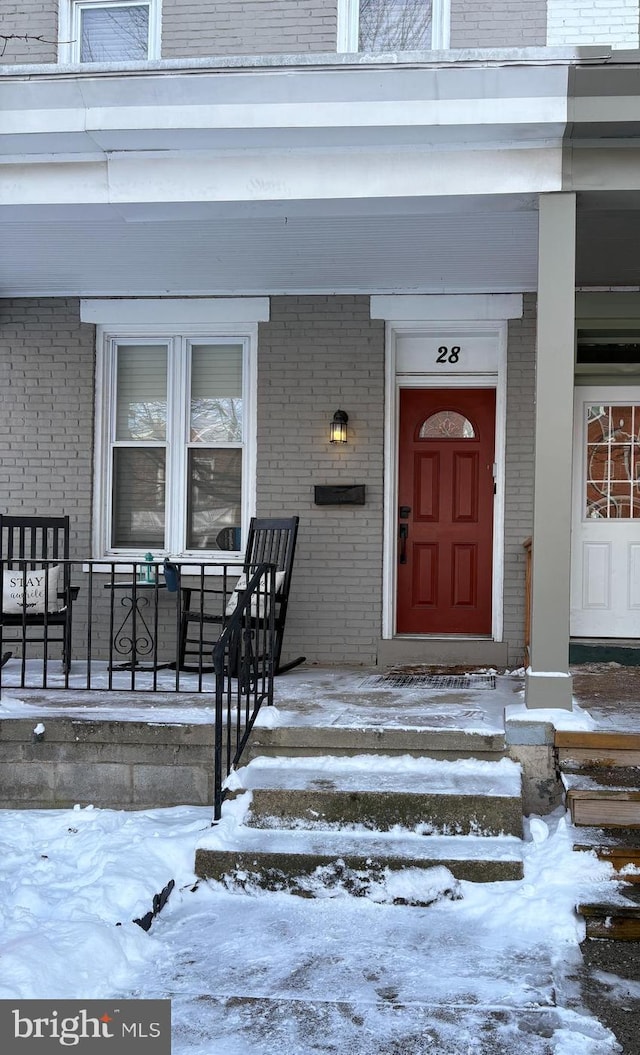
[91,314,261,561]
[58,0,161,64]
[337,0,450,52]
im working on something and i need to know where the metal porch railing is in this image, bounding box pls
[0,558,277,700]
[212,563,275,820]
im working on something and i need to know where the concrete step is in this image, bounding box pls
[556,730,640,769]
[578,885,640,940]
[233,755,523,837]
[195,827,525,890]
[563,768,640,828]
[376,638,509,668]
[247,725,506,762]
[195,754,524,892]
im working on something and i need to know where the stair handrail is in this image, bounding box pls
[212,561,276,820]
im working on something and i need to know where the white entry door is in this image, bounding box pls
[571,386,640,637]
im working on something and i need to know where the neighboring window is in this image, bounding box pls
[338,0,448,52]
[360,0,432,51]
[585,404,640,519]
[99,333,252,555]
[65,0,160,63]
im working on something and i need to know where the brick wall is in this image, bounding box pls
[451,0,547,47]
[0,0,58,63]
[0,293,534,670]
[547,0,639,46]
[503,294,536,668]
[257,295,385,667]
[161,0,337,58]
[0,0,336,64]
[0,299,94,554]
[7,0,637,66]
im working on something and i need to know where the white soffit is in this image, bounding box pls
[1,206,540,296]
[371,294,524,320]
[80,297,270,324]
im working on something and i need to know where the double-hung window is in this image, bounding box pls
[88,301,266,558]
[60,0,160,63]
[338,0,449,52]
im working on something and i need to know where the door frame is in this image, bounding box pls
[381,319,508,641]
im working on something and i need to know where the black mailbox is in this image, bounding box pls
[314,485,366,506]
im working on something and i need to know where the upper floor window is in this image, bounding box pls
[60,0,161,63]
[338,0,449,52]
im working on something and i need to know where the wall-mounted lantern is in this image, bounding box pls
[330,409,348,444]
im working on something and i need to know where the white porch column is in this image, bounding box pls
[525,193,576,710]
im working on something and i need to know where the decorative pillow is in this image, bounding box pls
[225,570,286,617]
[2,566,61,615]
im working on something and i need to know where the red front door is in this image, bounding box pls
[396,388,496,634]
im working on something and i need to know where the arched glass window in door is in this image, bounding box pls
[418,410,476,439]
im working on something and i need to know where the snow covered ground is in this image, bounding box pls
[0,665,633,1052]
[0,802,622,1054]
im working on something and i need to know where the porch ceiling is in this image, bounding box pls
[3,59,640,297]
[0,195,542,297]
[3,194,640,298]
[1,60,566,297]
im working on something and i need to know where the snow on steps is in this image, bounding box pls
[574,828,640,881]
[556,729,640,940]
[247,724,506,761]
[195,755,525,895]
[232,754,524,836]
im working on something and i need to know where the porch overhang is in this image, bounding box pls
[0,55,570,298]
[2,53,640,297]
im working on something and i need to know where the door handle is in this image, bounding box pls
[398,523,408,564]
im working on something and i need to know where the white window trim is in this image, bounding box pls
[58,0,162,64]
[81,298,270,327]
[337,0,450,52]
[92,321,258,561]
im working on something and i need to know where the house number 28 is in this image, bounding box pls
[436,346,461,364]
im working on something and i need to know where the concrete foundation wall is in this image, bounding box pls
[0,710,559,815]
[0,718,214,807]
[506,717,564,814]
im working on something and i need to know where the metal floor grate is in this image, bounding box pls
[360,672,496,690]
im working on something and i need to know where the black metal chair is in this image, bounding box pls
[168,516,305,676]
[0,515,78,674]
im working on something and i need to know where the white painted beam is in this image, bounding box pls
[0,147,564,207]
